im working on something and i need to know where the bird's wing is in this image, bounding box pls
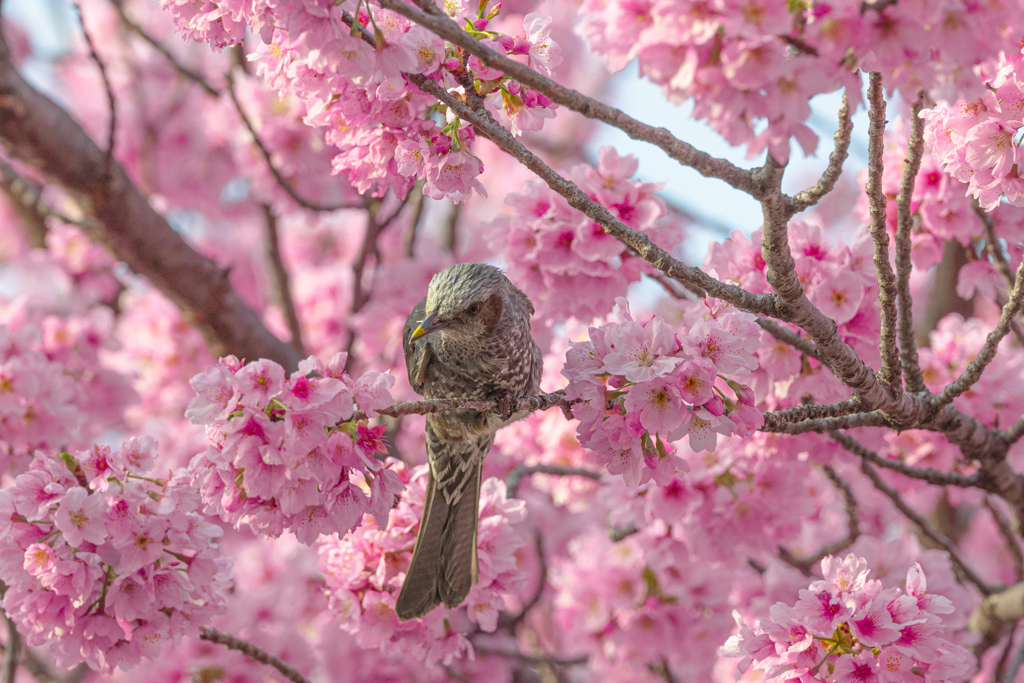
[403,297,431,396]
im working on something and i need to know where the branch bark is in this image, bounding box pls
[0,35,302,370]
[198,627,309,683]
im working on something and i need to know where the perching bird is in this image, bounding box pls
[396,262,542,621]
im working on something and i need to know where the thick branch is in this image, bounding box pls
[760,410,892,434]
[0,38,302,369]
[858,459,994,595]
[865,72,902,396]
[895,95,925,392]
[789,92,852,212]
[761,399,864,429]
[375,0,759,197]
[198,627,309,683]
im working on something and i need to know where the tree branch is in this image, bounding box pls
[349,391,574,424]
[789,91,852,212]
[375,0,760,198]
[985,498,1024,583]
[831,430,984,488]
[969,583,1024,658]
[779,464,859,575]
[761,399,864,429]
[858,459,994,595]
[895,94,926,392]
[756,317,821,360]
[760,411,893,434]
[198,627,309,683]
[75,2,117,181]
[0,37,302,370]
[506,464,602,498]
[930,253,1024,409]
[471,644,588,667]
[109,0,221,97]
[865,72,902,397]
[225,71,358,213]
[2,610,19,683]
[261,203,305,356]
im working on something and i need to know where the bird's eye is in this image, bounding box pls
[467,301,483,316]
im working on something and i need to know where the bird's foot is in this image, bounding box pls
[492,390,519,422]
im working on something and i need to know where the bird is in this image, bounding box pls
[396,262,542,621]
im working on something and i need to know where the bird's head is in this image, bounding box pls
[412,263,514,344]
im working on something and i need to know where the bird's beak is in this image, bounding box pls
[411,312,448,340]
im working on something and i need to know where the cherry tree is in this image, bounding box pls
[0,0,1022,680]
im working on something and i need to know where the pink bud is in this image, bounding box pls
[485,2,502,19]
[704,396,725,416]
[512,37,531,54]
[443,57,461,70]
[506,80,521,95]
[473,18,488,30]
[736,385,755,406]
[495,34,515,51]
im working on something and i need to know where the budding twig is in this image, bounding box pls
[790,91,853,213]
[75,3,117,183]
[755,317,821,360]
[865,73,902,397]
[374,0,760,198]
[198,627,309,683]
[762,399,864,427]
[895,94,926,393]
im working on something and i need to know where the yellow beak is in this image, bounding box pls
[411,312,444,340]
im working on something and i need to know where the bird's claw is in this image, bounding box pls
[493,390,518,422]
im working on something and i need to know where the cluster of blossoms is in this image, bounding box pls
[164,0,561,202]
[923,43,1024,211]
[704,221,879,403]
[320,464,528,662]
[187,353,404,545]
[45,224,121,306]
[0,316,136,469]
[724,554,972,682]
[487,147,682,320]
[0,441,232,673]
[563,298,761,485]
[579,0,1023,161]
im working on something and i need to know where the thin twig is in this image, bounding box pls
[75,3,117,181]
[931,254,1024,409]
[831,430,984,488]
[986,498,1024,583]
[198,627,309,683]
[895,94,926,393]
[506,464,602,498]
[225,72,357,213]
[261,204,305,356]
[756,317,821,360]
[375,0,760,198]
[790,92,853,212]
[511,533,547,628]
[995,620,1019,683]
[109,0,221,96]
[779,464,859,575]
[857,460,994,595]
[865,72,902,397]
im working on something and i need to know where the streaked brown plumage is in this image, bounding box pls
[396,263,542,621]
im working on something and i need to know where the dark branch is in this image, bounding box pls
[895,95,926,392]
[75,3,117,181]
[198,627,309,683]
[506,464,602,498]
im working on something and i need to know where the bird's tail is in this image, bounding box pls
[395,462,482,620]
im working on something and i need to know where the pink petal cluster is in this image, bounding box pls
[0,441,232,674]
[187,353,404,545]
[723,554,972,682]
[922,45,1024,211]
[164,0,561,203]
[488,147,683,320]
[319,464,528,663]
[563,297,760,485]
[579,0,1022,162]
[0,315,137,470]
